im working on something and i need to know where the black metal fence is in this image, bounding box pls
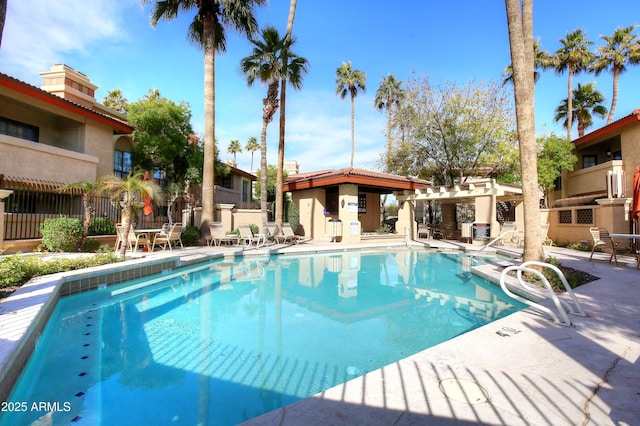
[2,184,192,240]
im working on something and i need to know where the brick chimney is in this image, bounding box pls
[39,64,98,107]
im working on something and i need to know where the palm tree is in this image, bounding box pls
[374,74,404,171]
[103,89,129,113]
[505,0,543,262]
[554,82,608,138]
[275,0,300,234]
[0,0,6,48]
[550,29,594,141]
[502,40,551,86]
[336,61,366,168]
[100,171,162,257]
[59,178,106,248]
[241,25,308,232]
[591,25,640,124]
[227,139,242,164]
[245,136,259,171]
[142,0,264,235]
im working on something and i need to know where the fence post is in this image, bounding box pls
[0,190,13,251]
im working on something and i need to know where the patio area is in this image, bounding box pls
[1,240,638,425]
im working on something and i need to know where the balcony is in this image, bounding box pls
[566,160,625,198]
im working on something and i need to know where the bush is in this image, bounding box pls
[249,224,259,235]
[181,225,202,246]
[89,217,116,236]
[0,251,121,288]
[286,201,300,234]
[83,239,102,253]
[40,216,84,252]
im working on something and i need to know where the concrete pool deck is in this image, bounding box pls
[1,239,639,425]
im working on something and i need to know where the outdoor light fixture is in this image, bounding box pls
[606,146,612,157]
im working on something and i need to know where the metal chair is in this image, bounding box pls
[152,222,184,251]
[589,227,618,266]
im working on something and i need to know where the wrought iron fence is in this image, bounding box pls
[1,183,193,240]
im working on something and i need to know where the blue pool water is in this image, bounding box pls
[1,249,523,425]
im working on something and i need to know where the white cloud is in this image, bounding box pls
[1,0,134,80]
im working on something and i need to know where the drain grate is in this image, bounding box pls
[439,378,489,404]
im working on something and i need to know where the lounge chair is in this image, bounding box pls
[589,227,618,266]
[152,222,184,251]
[265,222,279,245]
[417,224,430,239]
[281,223,305,244]
[208,223,239,246]
[238,224,265,248]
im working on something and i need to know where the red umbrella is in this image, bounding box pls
[632,165,640,232]
[143,170,153,216]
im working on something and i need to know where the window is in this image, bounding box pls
[113,150,132,178]
[582,155,597,169]
[358,193,366,214]
[0,116,39,142]
[242,180,250,203]
[220,176,232,189]
[559,210,572,224]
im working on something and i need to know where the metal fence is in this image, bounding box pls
[2,184,192,240]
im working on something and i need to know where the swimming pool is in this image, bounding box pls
[0,249,523,425]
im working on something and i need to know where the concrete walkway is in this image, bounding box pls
[1,240,638,425]
[240,244,640,425]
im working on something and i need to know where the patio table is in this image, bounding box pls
[610,233,640,268]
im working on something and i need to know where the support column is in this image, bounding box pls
[338,184,360,243]
[217,204,235,232]
[396,199,416,238]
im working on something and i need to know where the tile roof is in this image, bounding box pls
[573,108,640,147]
[283,167,432,192]
[0,72,135,134]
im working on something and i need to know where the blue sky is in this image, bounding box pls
[2,0,639,174]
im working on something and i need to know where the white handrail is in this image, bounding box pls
[499,261,587,327]
[479,230,519,252]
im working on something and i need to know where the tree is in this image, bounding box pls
[591,25,640,124]
[505,0,544,262]
[554,82,608,137]
[142,0,264,236]
[241,25,308,232]
[374,74,404,172]
[335,61,366,168]
[103,89,129,113]
[502,40,550,86]
[245,136,259,170]
[537,133,577,207]
[550,29,594,141]
[100,171,162,257]
[276,0,304,236]
[0,0,6,48]
[227,139,242,164]
[59,178,107,248]
[126,90,198,186]
[385,76,515,186]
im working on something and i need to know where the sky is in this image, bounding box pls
[2,0,639,175]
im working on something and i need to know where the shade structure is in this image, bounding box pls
[632,165,640,232]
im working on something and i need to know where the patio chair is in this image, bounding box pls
[417,224,430,239]
[589,227,618,266]
[238,224,265,249]
[281,223,306,244]
[115,224,151,253]
[152,222,184,251]
[208,223,239,246]
[265,222,279,245]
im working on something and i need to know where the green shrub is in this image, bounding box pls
[286,201,300,234]
[249,224,259,235]
[88,217,116,236]
[181,225,202,246]
[40,216,84,252]
[83,239,102,253]
[0,251,121,288]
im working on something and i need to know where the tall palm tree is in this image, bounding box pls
[505,0,543,262]
[142,0,264,235]
[591,25,640,124]
[336,61,366,168]
[100,171,161,257]
[554,82,608,138]
[502,40,551,86]
[245,136,259,171]
[241,25,308,232]
[103,89,129,113]
[275,0,300,234]
[227,139,242,164]
[374,74,404,172]
[59,178,107,248]
[550,29,594,141]
[0,0,6,48]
